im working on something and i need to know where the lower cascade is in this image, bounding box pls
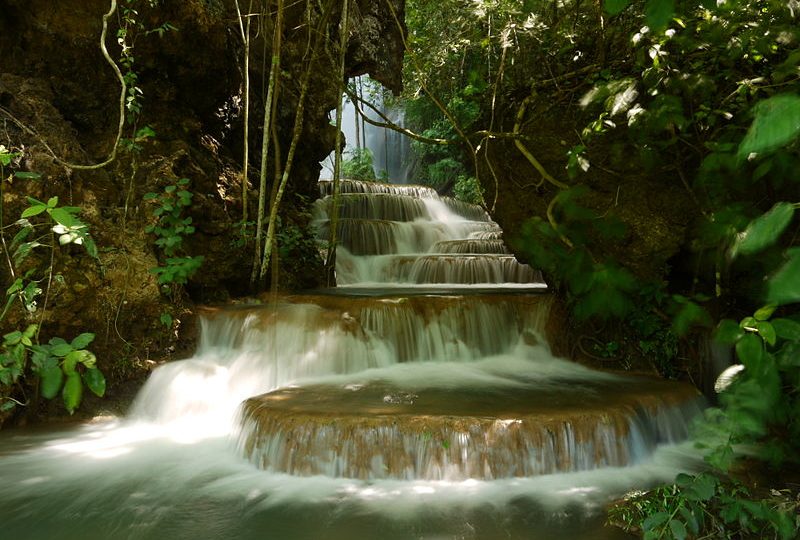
[0,178,706,539]
[231,179,703,481]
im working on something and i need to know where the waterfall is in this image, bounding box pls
[229,179,704,482]
[321,77,414,183]
[0,180,705,540]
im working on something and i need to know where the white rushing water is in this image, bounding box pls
[0,180,705,539]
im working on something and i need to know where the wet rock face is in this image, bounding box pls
[0,0,405,425]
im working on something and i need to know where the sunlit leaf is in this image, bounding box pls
[48,207,80,228]
[13,171,42,179]
[20,205,47,218]
[39,364,64,399]
[766,248,800,305]
[755,321,776,346]
[70,333,95,350]
[62,371,83,414]
[753,304,777,321]
[738,94,800,158]
[730,202,794,259]
[49,343,73,357]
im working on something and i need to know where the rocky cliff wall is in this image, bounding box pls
[0,0,405,425]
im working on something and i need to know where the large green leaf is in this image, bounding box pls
[62,372,83,414]
[714,319,744,345]
[767,248,800,305]
[20,205,47,218]
[645,0,674,31]
[668,519,687,540]
[47,207,80,228]
[49,343,74,357]
[40,364,64,399]
[70,333,95,350]
[739,94,800,158]
[730,202,794,258]
[83,368,106,397]
[736,333,763,373]
[773,318,800,341]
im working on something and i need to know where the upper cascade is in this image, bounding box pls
[313,179,545,288]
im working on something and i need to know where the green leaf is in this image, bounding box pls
[83,235,99,259]
[13,241,42,266]
[677,506,699,535]
[83,368,106,397]
[13,171,42,179]
[3,330,23,345]
[739,94,800,158]
[736,333,763,372]
[63,351,81,374]
[645,0,674,31]
[0,294,15,323]
[691,473,718,500]
[40,364,64,399]
[730,203,794,258]
[62,371,83,414]
[715,319,744,345]
[756,321,776,346]
[49,343,74,357]
[754,304,777,321]
[46,196,58,208]
[0,400,16,412]
[672,299,711,336]
[642,511,670,531]
[604,0,630,15]
[668,519,687,540]
[6,278,23,296]
[70,333,95,349]
[48,207,79,228]
[25,196,46,206]
[773,318,800,341]
[767,248,800,305]
[20,205,47,218]
[10,225,32,250]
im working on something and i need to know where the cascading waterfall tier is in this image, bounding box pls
[236,377,701,481]
[313,180,544,286]
[232,178,704,484]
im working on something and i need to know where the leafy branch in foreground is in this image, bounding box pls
[1,146,105,416]
[608,473,799,540]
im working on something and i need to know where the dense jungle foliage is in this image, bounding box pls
[392,0,800,537]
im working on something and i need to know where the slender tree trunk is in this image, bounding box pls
[251,0,284,285]
[259,0,335,281]
[235,0,253,229]
[324,0,350,284]
[354,81,361,151]
[359,77,366,149]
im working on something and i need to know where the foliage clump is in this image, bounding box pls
[0,146,105,417]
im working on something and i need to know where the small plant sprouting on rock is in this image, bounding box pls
[144,178,204,291]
